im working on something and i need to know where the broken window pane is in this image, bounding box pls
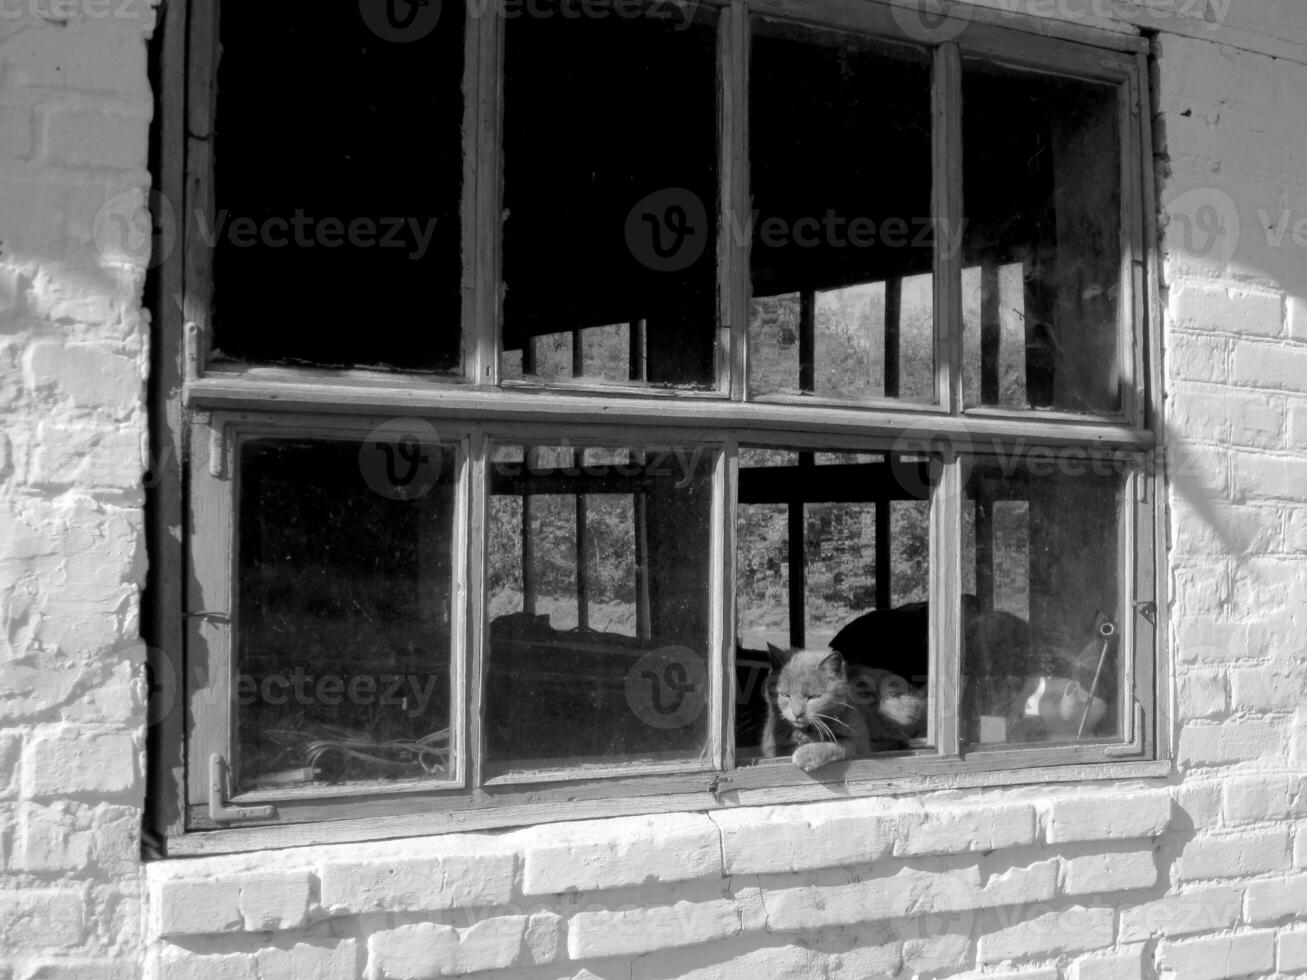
[750,21,935,403]
[962,65,1123,414]
[212,3,464,371]
[735,449,934,756]
[485,442,715,771]
[961,455,1128,746]
[235,436,455,791]
[501,5,720,388]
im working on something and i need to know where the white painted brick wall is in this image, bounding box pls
[0,2,1304,979]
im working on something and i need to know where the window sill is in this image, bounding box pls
[166,756,1172,858]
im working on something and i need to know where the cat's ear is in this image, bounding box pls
[819,650,847,678]
[766,643,793,670]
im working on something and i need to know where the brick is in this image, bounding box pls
[24,342,141,417]
[712,800,896,875]
[1180,670,1230,719]
[1233,452,1307,501]
[14,960,139,980]
[1167,330,1230,383]
[894,804,1036,857]
[1245,875,1307,924]
[976,906,1114,965]
[1061,850,1159,896]
[22,728,138,798]
[1046,791,1173,843]
[28,422,144,491]
[0,106,33,160]
[1297,822,1307,869]
[765,865,982,936]
[367,916,529,979]
[1232,342,1307,392]
[1290,295,1307,341]
[11,802,93,872]
[522,813,720,896]
[42,108,149,170]
[0,889,86,950]
[255,941,358,980]
[1231,668,1307,712]
[1177,829,1292,881]
[1175,619,1251,665]
[319,844,516,913]
[4,24,152,93]
[1222,774,1304,825]
[155,947,256,980]
[235,874,312,931]
[1068,946,1146,980]
[153,879,241,937]
[1157,931,1276,980]
[0,733,19,798]
[1119,887,1244,942]
[1280,929,1307,973]
[1292,405,1307,447]
[1177,720,1284,768]
[568,898,742,960]
[1171,284,1284,337]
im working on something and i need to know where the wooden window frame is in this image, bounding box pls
[146,0,1171,857]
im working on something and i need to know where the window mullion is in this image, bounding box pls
[720,0,750,400]
[930,452,962,759]
[932,42,963,414]
[467,4,503,385]
[464,432,488,789]
[714,440,739,771]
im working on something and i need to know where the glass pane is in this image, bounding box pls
[750,22,934,403]
[962,64,1123,414]
[212,4,464,371]
[486,442,715,770]
[235,436,455,791]
[501,6,720,388]
[735,450,933,758]
[961,455,1128,746]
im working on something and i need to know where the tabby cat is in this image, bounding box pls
[762,644,926,771]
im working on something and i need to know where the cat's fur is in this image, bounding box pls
[761,645,927,771]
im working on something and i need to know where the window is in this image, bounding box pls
[150,0,1166,850]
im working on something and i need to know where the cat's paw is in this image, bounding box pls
[792,743,832,772]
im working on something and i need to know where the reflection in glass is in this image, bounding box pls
[486,443,715,770]
[750,21,934,402]
[501,6,720,388]
[236,438,454,790]
[735,449,933,754]
[961,456,1127,746]
[962,65,1123,414]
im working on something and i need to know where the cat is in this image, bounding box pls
[761,644,926,771]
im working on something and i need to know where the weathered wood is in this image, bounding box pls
[930,456,962,757]
[145,0,192,847]
[470,6,503,384]
[172,756,1173,856]
[721,3,749,399]
[933,44,963,412]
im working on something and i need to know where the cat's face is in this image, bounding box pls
[768,647,850,735]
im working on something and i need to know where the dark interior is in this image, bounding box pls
[212,3,465,371]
